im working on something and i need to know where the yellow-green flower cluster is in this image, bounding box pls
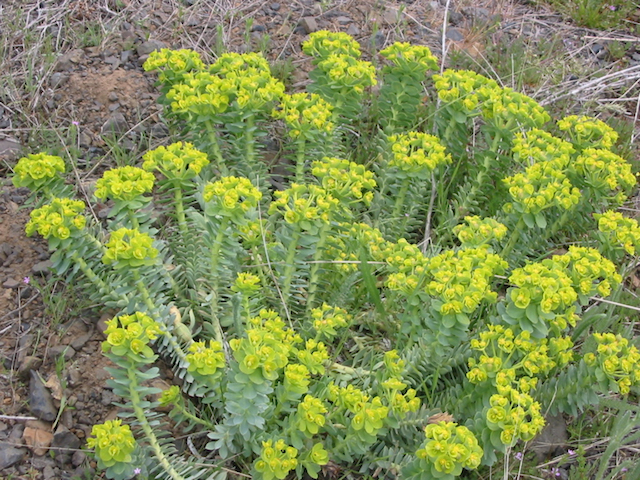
[203,176,262,219]
[381,376,421,416]
[142,141,209,180]
[380,42,438,73]
[584,333,640,394]
[296,339,329,375]
[272,93,334,140]
[102,228,158,268]
[484,387,545,445]
[283,363,311,395]
[94,166,155,202]
[595,210,640,255]
[25,198,86,241]
[557,115,619,150]
[315,54,377,94]
[432,70,498,112]
[511,129,574,165]
[12,153,65,191]
[102,311,163,361]
[268,184,339,226]
[328,383,390,435]
[254,439,298,480]
[310,303,350,339]
[296,395,328,436]
[159,385,181,406]
[481,87,550,129]
[311,157,376,206]
[553,246,621,298]
[508,261,576,314]
[572,148,636,204]
[387,131,451,177]
[143,48,205,87]
[232,272,262,294]
[503,161,581,214]
[423,247,508,316]
[453,216,507,248]
[210,52,285,111]
[229,309,301,381]
[186,340,225,376]
[166,72,232,118]
[87,419,136,467]
[415,422,483,476]
[302,30,361,60]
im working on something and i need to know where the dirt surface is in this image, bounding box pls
[1,0,639,479]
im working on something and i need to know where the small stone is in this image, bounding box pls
[299,17,318,34]
[49,72,69,88]
[23,420,54,456]
[136,40,166,56]
[29,370,58,422]
[0,137,22,160]
[0,441,27,469]
[47,345,76,361]
[336,16,352,25]
[71,450,86,467]
[151,123,169,138]
[31,260,52,275]
[54,49,84,71]
[108,92,119,102]
[446,28,464,42]
[51,424,81,455]
[531,414,568,461]
[346,24,360,36]
[121,50,133,63]
[251,24,266,32]
[103,55,120,66]
[3,278,19,289]
[101,112,129,136]
[18,356,43,379]
[43,465,56,480]
[270,2,280,10]
[108,102,121,112]
[70,331,93,350]
[383,8,401,24]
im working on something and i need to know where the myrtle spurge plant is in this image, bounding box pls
[16,32,639,480]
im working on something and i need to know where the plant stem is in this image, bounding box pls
[501,216,525,259]
[127,368,185,480]
[71,253,129,304]
[295,137,306,182]
[173,183,188,236]
[244,114,255,167]
[391,178,411,234]
[132,269,157,313]
[209,217,230,344]
[281,226,302,303]
[204,120,227,175]
[305,222,330,315]
[127,210,140,230]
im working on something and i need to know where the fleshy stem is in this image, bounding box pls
[244,114,256,167]
[305,222,330,316]
[281,226,302,303]
[204,120,227,175]
[172,182,188,236]
[126,367,185,480]
[546,209,572,241]
[501,216,525,259]
[70,252,129,304]
[170,401,217,430]
[391,178,411,234]
[127,210,140,230]
[295,137,306,182]
[132,268,158,314]
[209,216,231,344]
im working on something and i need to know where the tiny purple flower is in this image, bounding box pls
[72,121,80,126]
[23,276,30,285]
[622,468,628,472]
[568,449,576,456]
[134,467,141,474]
[515,452,523,461]
[608,5,616,10]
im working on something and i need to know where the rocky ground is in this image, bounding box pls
[0,0,639,479]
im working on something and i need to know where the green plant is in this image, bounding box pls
[16,31,640,480]
[543,0,638,30]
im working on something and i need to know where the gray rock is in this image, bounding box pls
[51,424,81,454]
[71,450,86,467]
[101,112,129,136]
[47,345,76,361]
[448,11,464,26]
[136,40,166,56]
[29,370,58,422]
[530,414,568,461]
[299,17,319,34]
[151,123,169,138]
[0,137,22,160]
[70,331,93,350]
[446,28,464,42]
[270,2,280,10]
[18,355,43,379]
[54,49,84,71]
[336,16,352,25]
[3,278,20,289]
[43,465,57,479]
[346,24,360,36]
[0,442,27,469]
[49,72,69,88]
[31,260,52,275]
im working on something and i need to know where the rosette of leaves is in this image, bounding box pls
[378,42,438,132]
[12,152,71,201]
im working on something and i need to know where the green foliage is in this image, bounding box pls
[16,31,640,480]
